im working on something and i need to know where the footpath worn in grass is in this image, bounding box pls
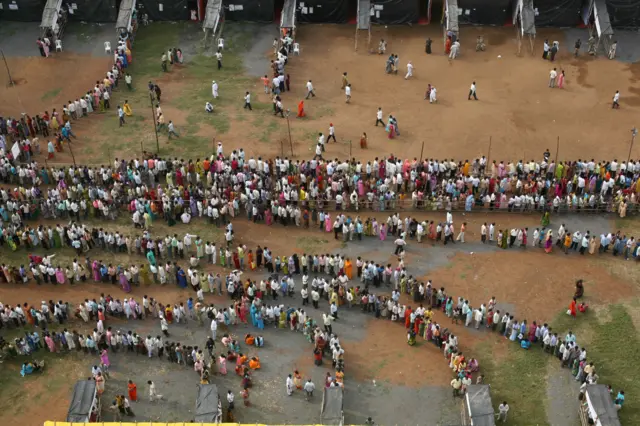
[479,303,639,425]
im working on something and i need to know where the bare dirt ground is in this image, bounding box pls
[219,25,640,163]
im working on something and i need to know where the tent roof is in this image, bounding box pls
[465,385,496,426]
[357,0,371,29]
[66,380,96,422]
[446,0,459,33]
[40,0,62,28]
[195,384,220,423]
[594,0,614,36]
[203,0,222,30]
[585,385,622,426]
[321,387,343,423]
[116,0,136,30]
[521,0,536,35]
[280,0,296,28]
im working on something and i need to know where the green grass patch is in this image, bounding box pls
[296,236,329,253]
[41,88,62,102]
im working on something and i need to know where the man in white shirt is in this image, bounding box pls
[404,61,414,79]
[375,107,384,126]
[345,84,351,103]
[243,91,252,110]
[327,123,336,143]
[612,90,620,109]
[212,80,219,98]
[468,81,478,100]
[498,401,509,422]
[215,50,222,69]
[306,79,316,99]
[549,68,557,88]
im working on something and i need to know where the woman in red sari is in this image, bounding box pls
[233,252,240,269]
[297,100,305,118]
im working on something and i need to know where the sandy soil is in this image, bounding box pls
[0,54,113,118]
[215,25,640,163]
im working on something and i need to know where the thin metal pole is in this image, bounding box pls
[1,50,14,86]
[349,140,352,159]
[286,109,293,157]
[486,136,492,177]
[555,136,560,168]
[150,92,160,153]
[419,140,424,163]
[67,140,77,167]
[628,128,638,165]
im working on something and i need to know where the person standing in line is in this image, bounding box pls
[404,61,414,79]
[468,81,478,100]
[327,123,336,143]
[497,401,509,422]
[345,84,352,103]
[306,79,316,99]
[542,39,550,59]
[147,380,164,402]
[574,38,581,57]
[549,68,557,88]
[117,105,125,127]
[244,92,252,110]
[612,90,620,109]
[215,49,223,70]
[375,107,384,126]
[210,316,217,340]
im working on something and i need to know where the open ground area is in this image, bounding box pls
[1,16,640,426]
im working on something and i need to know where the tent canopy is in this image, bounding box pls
[370,0,419,25]
[357,0,371,29]
[280,0,296,28]
[606,0,640,29]
[465,385,496,426]
[67,0,118,22]
[297,0,348,24]
[224,0,274,22]
[137,0,189,21]
[66,380,97,422]
[40,0,62,28]
[445,0,459,32]
[195,384,220,423]
[320,387,344,424]
[534,0,581,27]
[594,0,614,35]
[521,0,536,35]
[203,0,223,30]
[458,0,511,26]
[585,385,622,426]
[116,0,136,30]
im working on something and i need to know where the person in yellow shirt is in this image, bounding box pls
[123,100,132,116]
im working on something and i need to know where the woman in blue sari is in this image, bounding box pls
[40,168,50,184]
[250,304,257,327]
[256,311,264,330]
[176,268,187,288]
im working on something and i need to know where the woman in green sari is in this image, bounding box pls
[500,231,508,249]
[541,211,550,227]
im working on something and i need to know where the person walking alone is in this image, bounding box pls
[244,92,252,110]
[468,81,478,100]
[215,49,223,70]
[306,80,316,99]
[117,105,125,127]
[612,90,620,109]
[147,380,164,402]
[375,107,384,126]
[327,123,336,143]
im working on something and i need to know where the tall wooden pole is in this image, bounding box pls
[67,140,77,167]
[419,140,424,163]
[554,136,560,168]
[286,109,293,157]
[150,92,160,154]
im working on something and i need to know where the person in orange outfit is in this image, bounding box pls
[297,100,306,118]
[127,379,137,401]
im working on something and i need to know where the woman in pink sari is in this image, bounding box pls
[325,213,332,232]
[128,298,138,319]
[557,70,565,88]
[55,267,65,284]
[100,349,110,368]
[379,223,387,241]
[218,354,228,375]
[265,209,273,225]
[45,334,56,352]
[387,123,395,139]
[92,261,100,282]
[120,271,131,293]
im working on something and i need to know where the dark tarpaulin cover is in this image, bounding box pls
[66,380,96,422]
[606,0,640,29]
[371,0,419,25]
[138,0,190,21]
[66,0,117,22]
[224,0,274,22]
[458,0,511,26]
[195,384,220,423]
[1,0,47,22]
[465,385,496,426]
[298,0,348,23]
[534,0,581,27]
[321,387,344,424]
